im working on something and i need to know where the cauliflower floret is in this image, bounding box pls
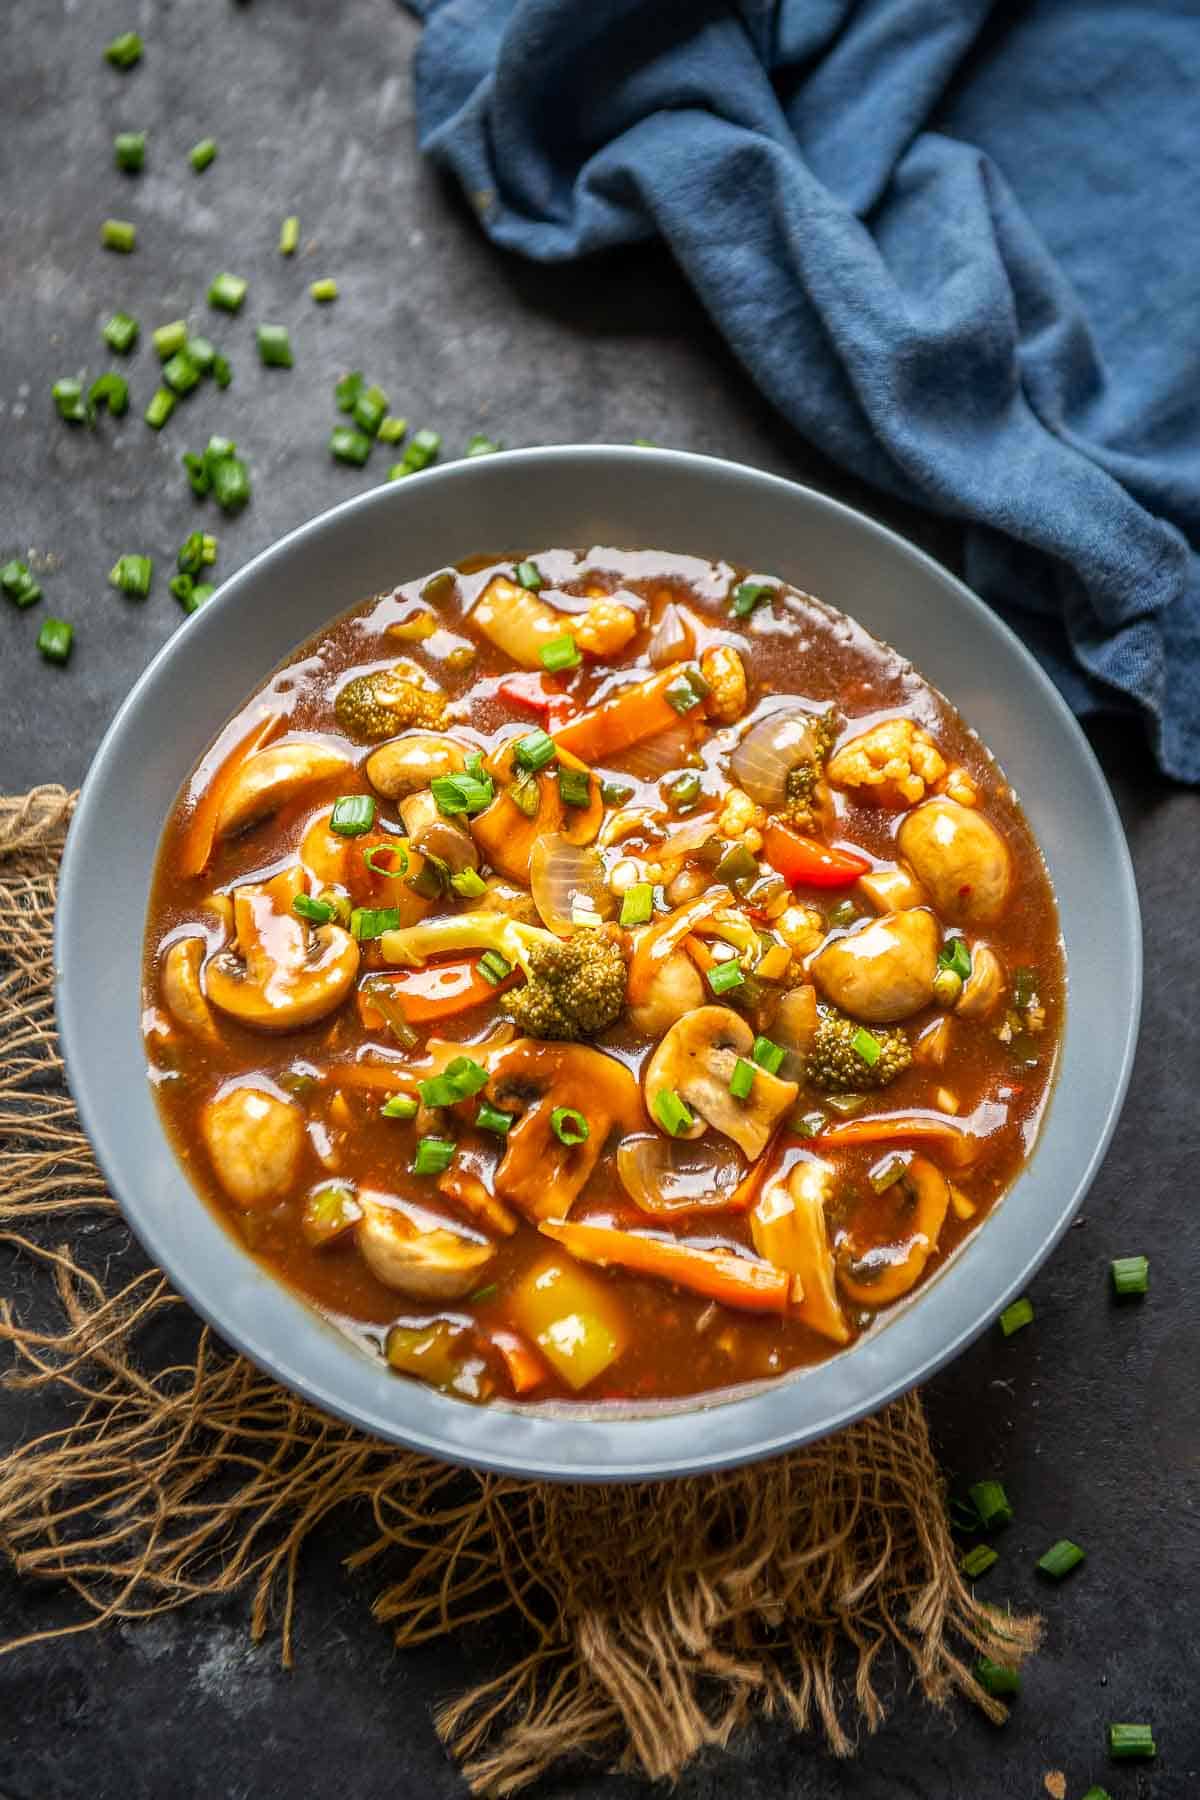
[776,904,826,957]
[826,718,947,809]
[701,646,748,724]
[940,766,978,807]
[716,785,765,851]
[572,597,639,658]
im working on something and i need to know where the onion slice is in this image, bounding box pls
[617,1134,745,1216]
[617,722,697,781]
[647,603,696,669]
[529,834,615,934]
[730,705,826,808]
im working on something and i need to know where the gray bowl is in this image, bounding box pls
[56,448,1140,1481]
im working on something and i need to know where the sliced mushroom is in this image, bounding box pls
[205,865,360,1033]
[627,948,705,1037]
[366,732,466,800]
[214,741,352,840]
[897,798,1012,925]
[836,1153,950,1307]
[955,944,1006,1020]
[399,789,479,875]
[202,1084,305,1209]
[162,936,218,1041]
[810,908,939,1024]
[856,863,928,913]
[356,1192,495,1298]
[751,1157,850,1345]
[485,1037,643,1221]
[643,1005,798,1161]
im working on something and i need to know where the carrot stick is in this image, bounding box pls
[359,957,514,1026]
[552,668,686,762]
[539,1219,796,1315]
[179,710,284,878]
[488,1327,547,1394]
[814,1111,981,1168]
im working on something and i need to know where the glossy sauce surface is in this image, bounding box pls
[144,548,1063,1408]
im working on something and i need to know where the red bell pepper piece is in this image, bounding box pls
[497,672,576,729]
[762,821,871,888]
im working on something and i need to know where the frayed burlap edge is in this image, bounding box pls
[0,786,1039,1795]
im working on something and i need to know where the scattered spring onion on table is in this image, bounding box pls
[3,562,42,608]
[101,218,137,253]
[257,324,293,368]
[102,312,139,353]
[108,554,153,598]
[104,32,142,69]
[960,1544,998,1579]
[279,215,299,255]
[207,272,247,313]
[310,278,338,303]
[189,138,217,173]
[1107,1723,1155,1760]
[37,617,73,663]
[998,1297,1034,1337]
[1111,1255,1149,1296]
[973,1658,1021,1699]
[1036,1539,1085,1579]
[968,1479,1014,1530]
[114,132,145,172]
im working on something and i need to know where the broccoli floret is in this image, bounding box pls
[805,1009,911,1092]
[335,666,447,743]
[506,931,627,1042]
[782,710,839,831]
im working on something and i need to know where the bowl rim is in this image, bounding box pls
[55,445,1141,1480]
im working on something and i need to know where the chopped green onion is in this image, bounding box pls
[706,959,745,996]
[330,425,371,467]
[188,582,215,609]
[1080,1790,1112,1800]
[729,1057,755,1102]
[335,371,363,412]
[514,560,543,591]
[968,1480,1014,1531]
[168,574,194,607]
[114,132,145,172]
[101,218,137,253]
[280,215,300,256]
[683,666,711,701]
[653,1088,695,1136]
[310,277,339,303]
[292,893,335,926]
[540,633,581,673]
[476,1102,513,1136]
[406,855,449,900]
[557,765,590,809]
[973,1658,1020,1699]
[792,1109,827,1138]
[714,844,758,889]
[465,433,500,456]
[851,1025,882,1067]
[330,794,376,837]
[380,1092,418,1120]
[619,883,654,928]
[51,378,90,424]
[108,554,153,598]
[362,843,409,878]
[204,435,237,470]
[208,272,247,313]
[514,728,556,774]
[153,320,187,360]
[177,532,205,575]
[189,138,217,173]
[349,906,401,941]
[144,387,175,430]
[478,950,512,985]
[104,32,143,69]
[256,324,293,369]
[601,778,634,805]
[999,1297,1034,1337]
[88,372,128,416]
[869,1152,910,1194]
[412,1137,456,1176]
[669,772,702,809]
[212,456,250,513]
[751,1035,785,1075]
[162,351,200,396]
[938,935,972,982]
[37,617,73,664]
[960,1544,998,1579]
[182,451,210,497]
[353,383,389,436]
[2,562,41,608]
[731,579,775,619]
[1107,1724,1155,1760]
[102,312,139,354]
[431,772,494,816]
[377,415,407,444]
[470,1283,499,1303]
[450,867,487,899]
[184,336,216,373]
[551,1106,589,1146]
[827,897,859,929]
[420,1056,490,1108]
[1111,1254,1149,1297]
[212,353,232,388]
[1036,1539,1084,1580]
[664,674,703,715]
[390,427,440,477]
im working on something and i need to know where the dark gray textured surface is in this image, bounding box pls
[1,4,1197,1797]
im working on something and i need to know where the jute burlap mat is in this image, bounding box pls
[0,786,1037,1794]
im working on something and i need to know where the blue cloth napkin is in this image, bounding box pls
[403,0,1200,782]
